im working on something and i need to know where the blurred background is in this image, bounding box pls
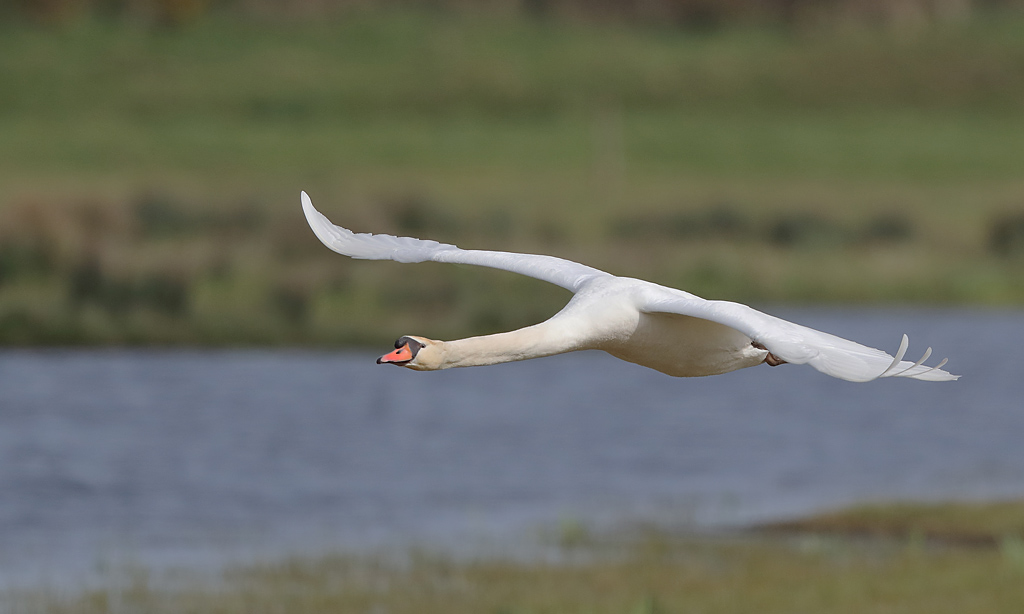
[2,0,1024,346]
[3,1,1024,609]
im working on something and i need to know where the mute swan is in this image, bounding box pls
[301,192,957,383]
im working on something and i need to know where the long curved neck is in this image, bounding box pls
[439,319,580,369]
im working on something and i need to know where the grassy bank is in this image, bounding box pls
[11,501,1024,613]
[763,500,1024,545]
[2,13,1024,345]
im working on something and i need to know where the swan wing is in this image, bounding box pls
[639,292,959,382]
[301,191,609,292]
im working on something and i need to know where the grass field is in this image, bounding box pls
[2,12,1024,345]
[11,500,1024,613]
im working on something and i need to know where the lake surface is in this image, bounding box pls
[0,308,1021,586]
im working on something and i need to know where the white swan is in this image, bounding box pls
[301,192,957,383]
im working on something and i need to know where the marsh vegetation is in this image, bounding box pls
[11,501,1024,614]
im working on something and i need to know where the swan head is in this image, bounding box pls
[377,335,445,370]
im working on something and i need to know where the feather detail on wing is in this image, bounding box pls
[301,191,608,292]
[640,293,959,382]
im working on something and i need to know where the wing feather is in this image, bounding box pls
[640,292,958,382]
[301,191,608,292]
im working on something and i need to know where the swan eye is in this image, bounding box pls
[395,336,425,357]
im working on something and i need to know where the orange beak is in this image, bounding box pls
[377,343,414,365]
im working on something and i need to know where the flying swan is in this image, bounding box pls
[301,192,957,383]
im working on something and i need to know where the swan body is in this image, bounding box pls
[301,192,957,383]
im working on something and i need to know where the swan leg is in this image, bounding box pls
[752,341,787,367]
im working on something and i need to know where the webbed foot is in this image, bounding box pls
[752,341,787,367]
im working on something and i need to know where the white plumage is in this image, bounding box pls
[302,191,957,383]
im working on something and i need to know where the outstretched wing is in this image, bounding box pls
[301,191,609,293]
[640,291,958,382]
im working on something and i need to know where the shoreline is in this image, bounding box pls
[9,499,1024,612]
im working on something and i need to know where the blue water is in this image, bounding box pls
[0,308,1021,586]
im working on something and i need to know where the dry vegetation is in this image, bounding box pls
[762,500,1024,545]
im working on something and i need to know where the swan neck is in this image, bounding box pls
[441,321,577,368]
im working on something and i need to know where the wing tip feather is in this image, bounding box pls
[878,336,959,382]
[299,190,344,251]
[300,190,318,223]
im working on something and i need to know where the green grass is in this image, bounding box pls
[12,501,1024,613]
[1,12,1024,344]
[3,14,1024,184]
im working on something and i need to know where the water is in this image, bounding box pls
[0,308,1021,586]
